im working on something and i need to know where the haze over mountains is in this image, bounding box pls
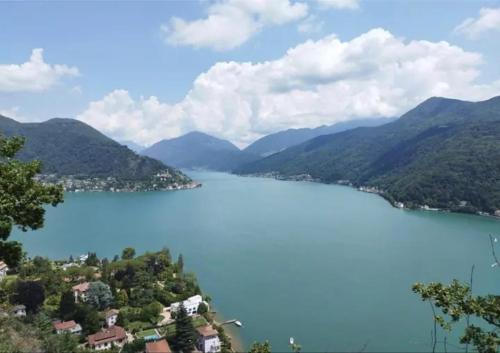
[0,115,188,183]
[237,96,500,214]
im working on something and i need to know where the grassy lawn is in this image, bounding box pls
[127,321,150,333]
[158,315,208,338]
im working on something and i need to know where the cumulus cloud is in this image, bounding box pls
[454,7,500,39]
[78,28,500,147]
[0,49,79,92]
[162,0,308,51]
[316,0,359,10]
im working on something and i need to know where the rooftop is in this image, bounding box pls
[146,339,172,353]
[72,282,90,292]
[197,325,218,338]
[0,261,8,270]
[54,320,78,330]
[105,308,119,318]
[88,325,126,346]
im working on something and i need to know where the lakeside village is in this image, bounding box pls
[35,172,202,193]
[0,248,234,353]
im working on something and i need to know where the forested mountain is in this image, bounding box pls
[142,131,259,171]
[0,115,189,183]
[244,117,395,157]
[237,96,500,214]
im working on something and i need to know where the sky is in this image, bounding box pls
[1,0,500,148]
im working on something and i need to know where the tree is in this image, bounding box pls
[249,341,272,353]
[141,301,162,324]
[177,254,184,273]
[86,281,113,310]
[122,247,136,260]
[115,290,129,307]
[122,338,146,353]
[42,332,79,353]
[0,135,63,267]
[14,280,45,313]
[85,252,99,266]
[73,304,101,336]
[215,325,232,353]
[175,303,196,353]
[59,290,77,320]
[413,280,499,353]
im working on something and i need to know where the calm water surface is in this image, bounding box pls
[14,172,500,352]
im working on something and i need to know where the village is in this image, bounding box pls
[0,248,232,353]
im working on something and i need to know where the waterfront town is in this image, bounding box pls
[0,249,232,352]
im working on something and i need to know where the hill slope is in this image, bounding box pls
[0,116,190,184]
[142,131,259,171]
[237,96,500,214]
[244,118,395,157]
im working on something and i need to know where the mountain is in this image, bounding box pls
[237,96,500,214]
[142,131,259,171]
[244,117,396,157]
[0,115,190,184]
[120,140,145,153]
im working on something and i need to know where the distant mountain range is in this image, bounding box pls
[244,118,395,157]
[141,131,259,171]
[0,115,189,185]
[237,96,500,214]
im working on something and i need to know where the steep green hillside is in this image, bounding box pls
[244,117,395,157]
[0,116,190,184]
[237,96,500,214]
[142,131,259,171]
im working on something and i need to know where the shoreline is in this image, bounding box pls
[213,311,245,352]
[236,172,500,220]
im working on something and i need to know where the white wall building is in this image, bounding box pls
[105,309,119,327]
[197,325,221,353]
[54,320,82,335]
[0,261,8,280]
[170,295,203,316]
[72,282,90,303]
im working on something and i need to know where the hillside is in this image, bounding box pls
[0,116,190,185]
[142,131,259,171]
[244,117,395,157]
[237,96,500,214]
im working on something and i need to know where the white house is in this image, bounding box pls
[72,282,90,303]
[11,305,26,317]
[105,309,119,327]
[54,320,82,335]
[170,295,203,316]
[197,325,221,353]
[0,261,8,280]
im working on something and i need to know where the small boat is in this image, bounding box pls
[234,320,242,327]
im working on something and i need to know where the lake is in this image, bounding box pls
[14,171,500,352]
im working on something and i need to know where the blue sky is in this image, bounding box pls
[1,0,500,147]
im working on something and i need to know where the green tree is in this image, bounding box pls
[177,254,184,273]
[14,280,45,313]
[141,301,163,324]
[85,252,99,266]
[86,281,113,310]
[175,304,196,353]
[122,338,146,353]
[122,247,136,260]
[249,341,272,353]
[42,332,79,353]
[0,135,63,267]
[59,290,77,320]
[413,280,499,353]
[115,290,129,307]
[73,304,101,336]
[215,325,232,353]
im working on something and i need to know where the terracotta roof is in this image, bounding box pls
[72,282,90,293]
[105,309,119,318]
[54,320,78,330]
[87,325,127,346]
[197,325,218,337]
[0,261,7,270]
[146,339,172,353]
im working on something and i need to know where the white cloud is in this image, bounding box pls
[78,28,500,148]
[0,49,79,92]
[454,7,500,39]
[316,0,359,10]
[162,0,308,51]
[0,106,27,122]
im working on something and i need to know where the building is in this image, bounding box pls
[72,282,90,303]
[170,295,203,316]
[11,305,26,317]
[196,325,221,353]
[105,309,119,327]
[146,339,172,353]
[53,320,82,335]
[0,261,8,280]
[87,325,127,351]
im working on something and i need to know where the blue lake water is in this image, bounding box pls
[14,171,500,352]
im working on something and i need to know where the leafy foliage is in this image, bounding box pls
[249,341,272,353]
[0,134,63,267]
[413,280,500,352]
[14,280,46,313]
[86,281,113,310]
[174,304,197,353]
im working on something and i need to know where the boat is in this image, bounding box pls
[234,320,242,327]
